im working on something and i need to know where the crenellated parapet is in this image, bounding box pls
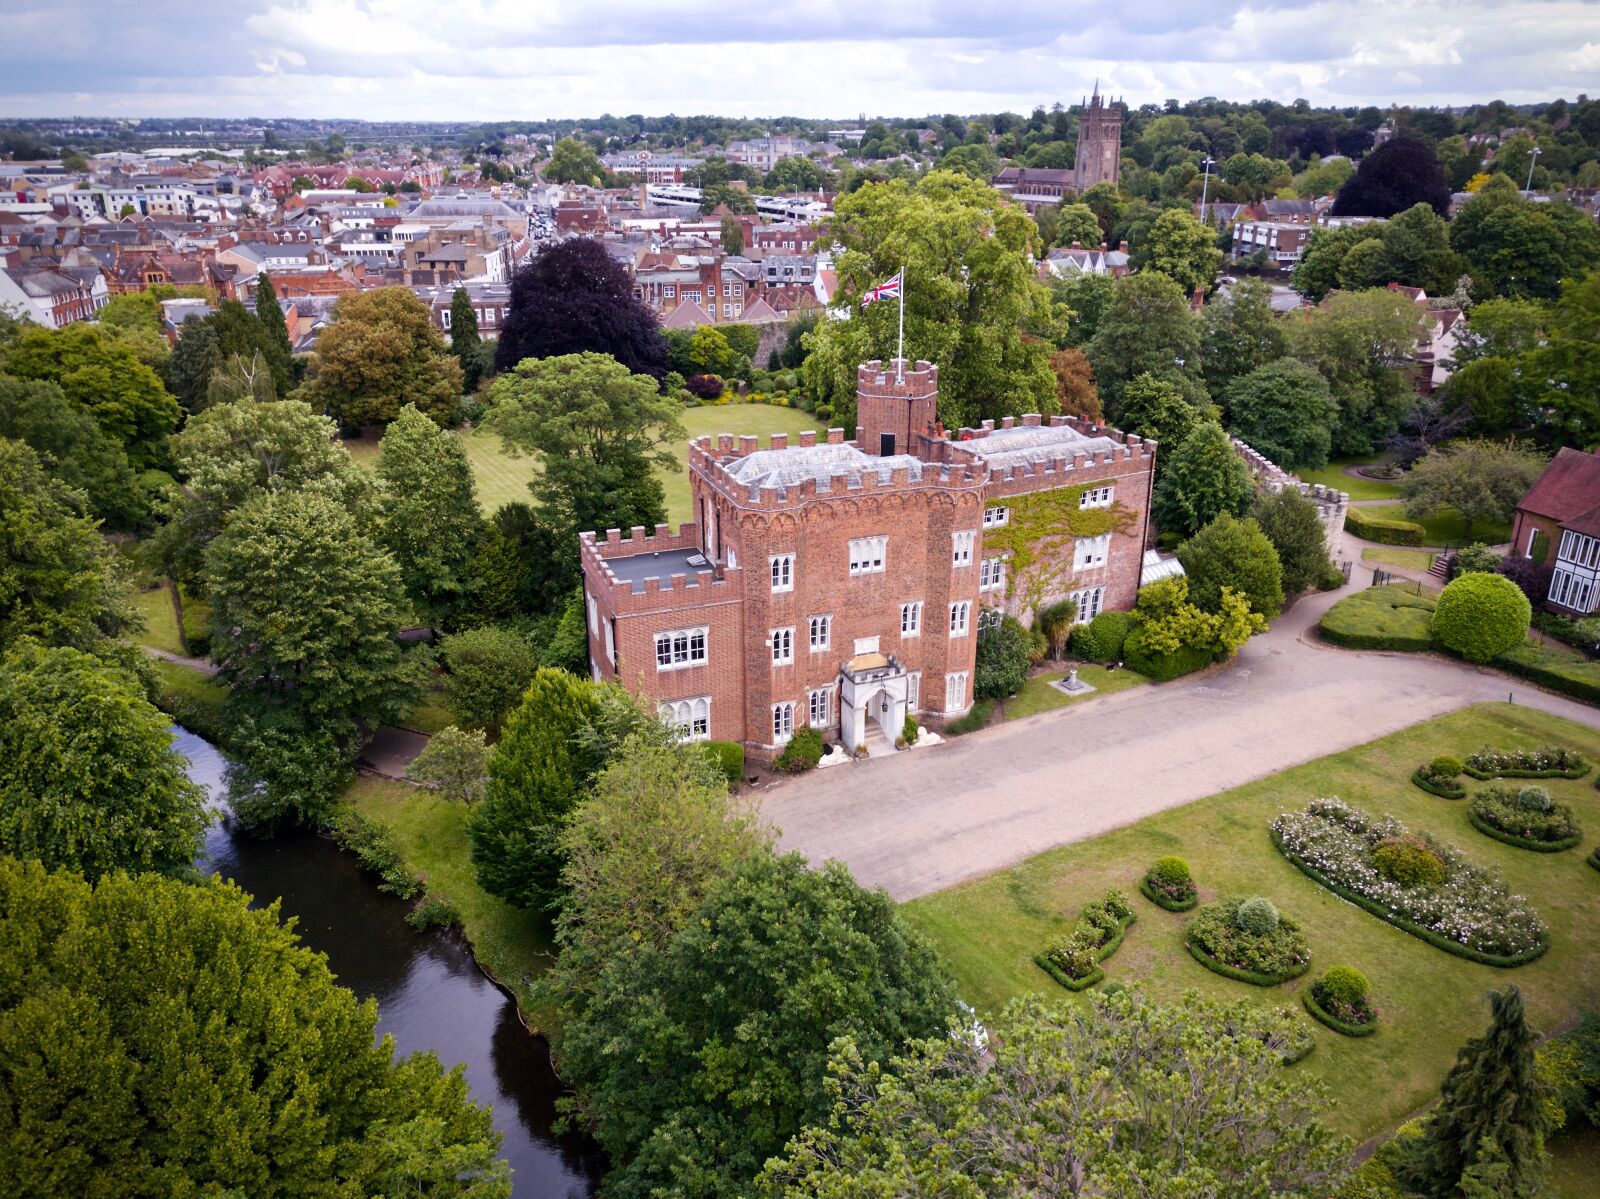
[579,524,743,614]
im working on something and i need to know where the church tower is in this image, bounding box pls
[1073,83,1122,190]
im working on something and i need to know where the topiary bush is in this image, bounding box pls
[1318,965,1369,1007]
[1452,542,1501,577]
[1428,755,1464,780]
[1140,855,1198,910]
[1070,610,1132,662]
[1345,508,1424,545]
[975,612,1034,700]
[900,714,920,747]
[774,727,824,773]
[1372,835,1447,889]
[1236,896,1280,935]
[1123,626,1212,682]
[1306,965,1379,1036]
[1413,754,1468,798]
[1469,784,1583,852]
[1430,572,1532,663]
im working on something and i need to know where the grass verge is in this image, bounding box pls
[129,583,211,656]
[899,702,1600,1141]
[1004,663,1149,721]
[1296,456,1404,502]
[1362,502,1512,548]
[1360,546,1436,574]
[341,776,560,1032]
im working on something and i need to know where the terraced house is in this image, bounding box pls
[580,359,1157,757]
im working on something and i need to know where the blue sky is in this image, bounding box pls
[3,0,1597,119]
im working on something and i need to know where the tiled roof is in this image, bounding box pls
[1518,447,1600,524]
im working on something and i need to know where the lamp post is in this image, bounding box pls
[1199,156,1217,217]
[1524,145,1542,193]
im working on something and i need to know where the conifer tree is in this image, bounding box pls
[253,272,293,396]
[1398,986,1551,1198]
[449,286,484,392]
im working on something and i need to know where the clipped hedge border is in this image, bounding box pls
[1463,764,1589,781]
[1034,911,1137,992]
[1138,875,1199,911]
[1184,936,1311,988]
[1345,509,1425,546]
[1271,829,1549,968]
[1411,769,1466,800]
[1467,811,1582,854]
[1303,990,1379,1038]
[1281,1032,1317,1066]
[1588,847,1600,873]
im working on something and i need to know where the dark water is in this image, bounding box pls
[174,727,604,1198]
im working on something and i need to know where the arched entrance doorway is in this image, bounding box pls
[839,651,909,756]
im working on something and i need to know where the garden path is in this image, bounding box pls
[761,548,1600,901]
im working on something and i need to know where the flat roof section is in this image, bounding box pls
[961,424,1122,471]
[726,442,925,490]
[603,546,713,590]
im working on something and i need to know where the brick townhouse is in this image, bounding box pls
[580,359,1155,756]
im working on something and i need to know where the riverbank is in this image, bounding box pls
[149,657,560,1031]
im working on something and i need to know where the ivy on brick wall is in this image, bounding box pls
[981,483,1136,613]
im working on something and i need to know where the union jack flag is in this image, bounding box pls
[860,271,902,307]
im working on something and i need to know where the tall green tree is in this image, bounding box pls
[1151,421,1255,538]
[1053,201,1104,247]
[1251,487,1333,595]
[762,991,1349,1199]
[1133,207,1224,297]
[376,404,481,628]
[0,374,146,528]
[488,351,684,541]
[1401,440,1546,543]
[1530,269,1600,446]
[1176,512,1286,619]
[438,625,540,733]
[801,169,1059,430]
[448,286,485,393]
[1293,224,1377,303]
[0,439,134,654]
[1224,358,1339,470]
[205,350,279,408]
[204,489,425,738]
[307,287,463,427]
[1086,271,1205,413]
[1112,372,1208,460]
[559,850,955,1199]
[544,136,607,185]
[467,668,613,913]
[0,642,206,881]
[1200,278,1289,397]
[253,271,294,395]
[0,859,509,1198]
[1451,180,1600,301]
[168,316,222,412]
[1398,987,1551,1199]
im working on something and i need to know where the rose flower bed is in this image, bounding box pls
[1271,799,1549,966]
[1469,784,1583,852]
[1185,896,1311,986]
[1035,890,1136,992]
[1463,744,1589,781]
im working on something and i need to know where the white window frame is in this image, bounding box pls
[772,701,795,744]
[951,529,975,567]
[1073,533,1111,572]
[979,556,1006,592]
[585,591,598,636]
[1071,586,1105,623]
[945,671,968,713]
[982,505,1009,528]
[1080,485,1114,509]
[949,600,971,637]
[907,671,921,712]
[900,601,922,637]
[848,536,887,576]
[660,696,711,742]
[771,626,794,665]
[808,686,833,728]
[809,614,831,651]
[770,553,794,593]
[977,606,1003,632]
[654,626,708,670]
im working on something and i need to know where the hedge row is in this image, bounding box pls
[1033,956,1104,992]
[1462,764,1589,781]
[1138,875,1198,911]
[1124,628,1212,682]
[1589,847,1600,873]
[1468,811,1583,854]
[1272,830,1549,968]
[1184,937,1311,987]
[1411,769,1466,800]
[1303,990,1379,1038]
[1281,1032,1317,1066]
[1345,509,1425,546]
[1491,644,1600,705]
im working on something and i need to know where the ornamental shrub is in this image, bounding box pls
[1188,898,1311,980]
[1428,755,1464,781]
[701,740,746,787]
[1471,785,1581,848]
[1511,786,1552,813]
[1319,966,1370,1007]
[774,726,824,773]
[684,373,724,400]
[1237,896,1280,935]
[974,612,1033,700]
[1431,572,1532,663]
[1453,542,1500,577]
[1344,508,1425,546]
[1123,625,1213,681]
[1153,855,1192,885]
[1070,610,1132,662]
[1373,835,1447,889]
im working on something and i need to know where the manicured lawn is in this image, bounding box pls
[900,703,1600,1141]
[401,695,459,735]
[1297,455,1404,502]
[666,403,821,523]
[129,583,210,656]
[1363,502,1512,548]
[1359,546,1437,574]
[342,775,560,1031]
[341,425,539,516]
[1003,663,1148,721]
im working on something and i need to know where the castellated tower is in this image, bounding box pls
[1073,84,1122,190]
[854,359,939,458]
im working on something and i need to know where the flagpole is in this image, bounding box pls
[896,268,905,383]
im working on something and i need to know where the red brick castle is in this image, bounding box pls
[580,359,1157,757]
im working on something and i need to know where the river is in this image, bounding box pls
[174,726,604,1198]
